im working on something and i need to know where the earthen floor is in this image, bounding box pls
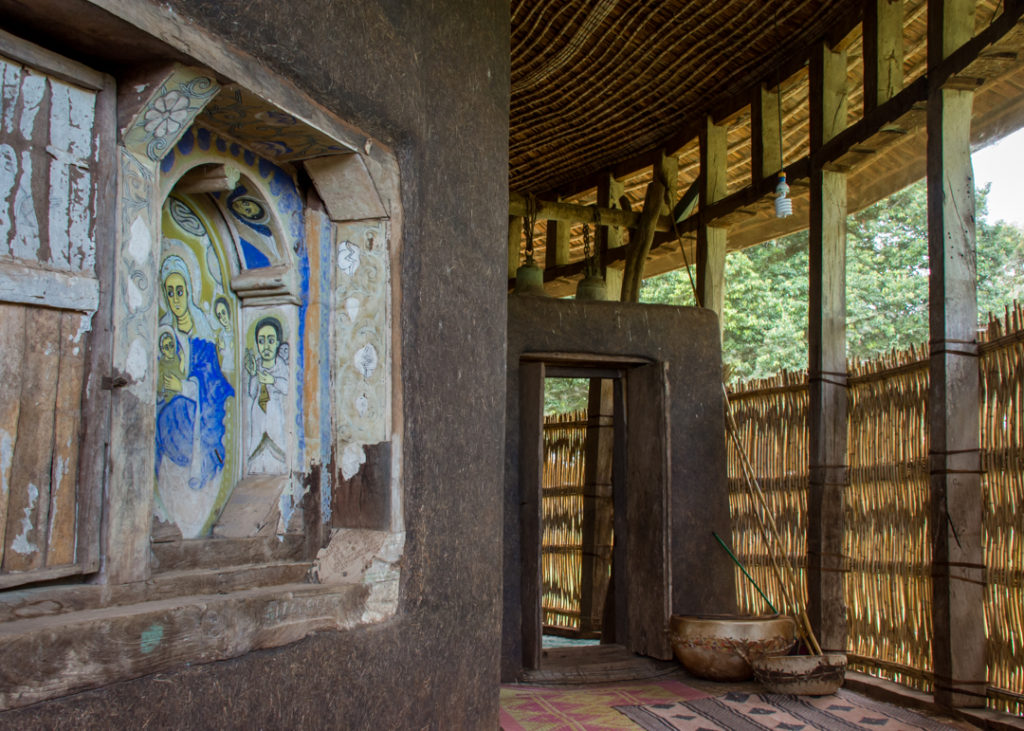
[499,645,992,730]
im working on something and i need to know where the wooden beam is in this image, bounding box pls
[545,217,570,269]
[697,117,727,317]
[864,0,905,115]
[807,40,849,655]
[596,174,626,277]
[752,83,783,183]
[508,193,673,234]
[927,0,985,710]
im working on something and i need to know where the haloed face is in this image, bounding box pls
[159,333,176,360]
[215,301,230,329]
[164,273,188,318]
[256,324,279,364]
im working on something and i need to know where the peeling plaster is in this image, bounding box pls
[10,483,39,555]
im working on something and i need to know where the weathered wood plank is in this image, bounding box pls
[519,361,545,670]
[149,535,306,573]
[624,362,671,660]
[73,71,116,574]
[0,29,105,91]
[0,304,27,561]
[0,582,364,711]
[0,262,100,311]
[0,561,312,623]
[2,307,60,575]
[45,311,87,567]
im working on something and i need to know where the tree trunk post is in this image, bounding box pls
[807,39,849,654]
[927,0,986,709]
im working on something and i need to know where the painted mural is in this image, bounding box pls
[245,314,289,474]
[154,195,239,538]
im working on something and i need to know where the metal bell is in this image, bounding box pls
[575,272,607,301]
[514,262,547,296]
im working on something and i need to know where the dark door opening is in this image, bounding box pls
[540,376,617,651]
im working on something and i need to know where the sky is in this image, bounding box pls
[972,127,1024,228]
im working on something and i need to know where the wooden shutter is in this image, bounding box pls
[624,362,672,659]
[0,31,113,588]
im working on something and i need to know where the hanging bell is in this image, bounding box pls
[774,171,792,218]
[514,260,547,296]
[575,272,607,301]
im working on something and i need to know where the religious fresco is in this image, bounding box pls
[198,85,351,162]
[154,195,239,538]
[244,313,290,475]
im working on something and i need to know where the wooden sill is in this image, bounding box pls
[0,580,368,711]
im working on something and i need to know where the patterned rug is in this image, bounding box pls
[615,688,962,730]
[501,678,708,730]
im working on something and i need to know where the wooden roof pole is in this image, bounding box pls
[697,117,728,320]
[927,0,986,710]
[807,36,849,656]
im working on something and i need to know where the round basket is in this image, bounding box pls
[751,653,847,695]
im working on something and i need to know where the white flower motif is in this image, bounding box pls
[143,90,191,138]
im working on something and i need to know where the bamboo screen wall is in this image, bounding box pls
[726,308,1024,715]
[541,410,588,631]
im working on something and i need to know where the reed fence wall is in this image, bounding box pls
[541,410,588,631]
[539,311,1023,714]
[726,306,1024,716]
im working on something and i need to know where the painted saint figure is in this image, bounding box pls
[213,295,235,372]
[155,253,234,511]
[157,326,186,404]
[245,316,289,474]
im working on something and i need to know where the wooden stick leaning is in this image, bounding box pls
[723,384,823,655]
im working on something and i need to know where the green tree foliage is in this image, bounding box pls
[639,179,1024,383]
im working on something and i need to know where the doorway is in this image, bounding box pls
[519,354,672,673]
[540,376,617,651]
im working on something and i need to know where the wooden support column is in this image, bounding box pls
[509,215,522,277]
[927,0,985,709]
[578,379,615,636]
[545,215,570,269]
[596,174,626,269]
[597,174,626,294]
[807,41,849,654]
[751,83,783,184]
[864,0,905,115]
[697,118,727,319]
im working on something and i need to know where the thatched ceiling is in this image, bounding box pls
[510,0,862,195]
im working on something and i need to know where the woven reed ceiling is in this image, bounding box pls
[510,0,862,195]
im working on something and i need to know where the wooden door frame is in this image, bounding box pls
[518,354,670,669]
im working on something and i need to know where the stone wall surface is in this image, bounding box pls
[0,0,510,727]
